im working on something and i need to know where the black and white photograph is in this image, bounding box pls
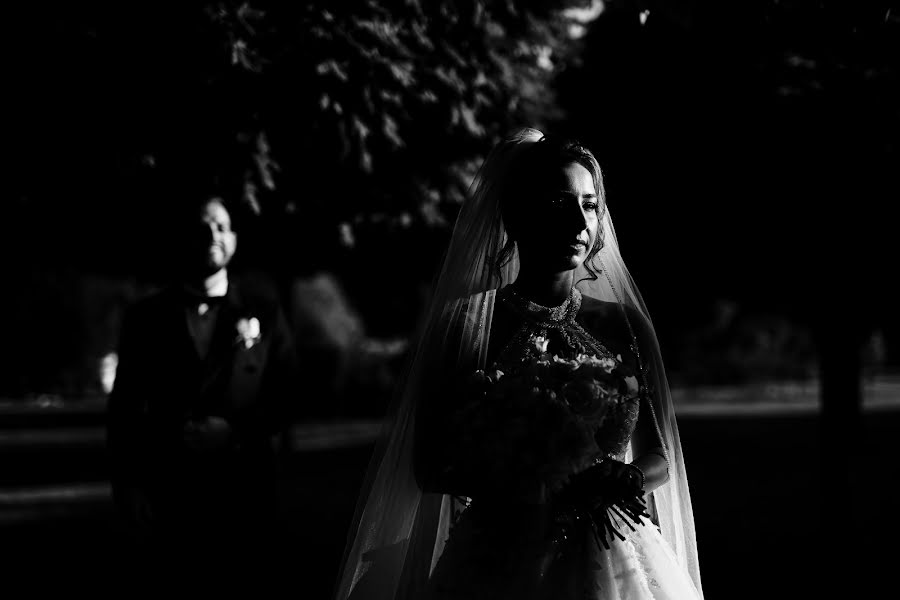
[2,1,898,598]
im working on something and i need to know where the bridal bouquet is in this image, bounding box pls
[444,335,653,570]
[445,336,642,499]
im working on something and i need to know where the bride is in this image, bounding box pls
[334,128,703,599]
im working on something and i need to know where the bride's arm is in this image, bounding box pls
[413,314,483,497]
[630,410,670,494]
[415,369,492,498]
[414,371,459,493]
[624,306,671,494]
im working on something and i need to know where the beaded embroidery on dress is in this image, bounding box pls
[426,288,702,600]
[491,286,639,462]
[493,286,610,367]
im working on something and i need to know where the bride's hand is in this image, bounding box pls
[557,459,643,508]
[605,460,645,495]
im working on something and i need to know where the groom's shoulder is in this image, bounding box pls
[139,285,178,306]
[124,286,179,319]
[230,276,289,328]
[231,275,281,308]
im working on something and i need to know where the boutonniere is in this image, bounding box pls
[236,317,262,349]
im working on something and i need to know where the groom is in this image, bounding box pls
[107,196,299,574]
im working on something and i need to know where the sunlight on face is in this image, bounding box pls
[516,162,601,273]
[198,200,237,272]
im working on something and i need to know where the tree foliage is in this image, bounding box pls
[220,0,588,232]
[8,1,592,275]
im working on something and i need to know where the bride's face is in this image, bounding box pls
[514,161,601,272]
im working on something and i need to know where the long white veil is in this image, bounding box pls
[334,128,702,599]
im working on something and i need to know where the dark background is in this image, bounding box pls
[1,1,898,597]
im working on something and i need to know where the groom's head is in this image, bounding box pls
[183,196,238,276]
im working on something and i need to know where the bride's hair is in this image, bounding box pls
[493,134,609,283]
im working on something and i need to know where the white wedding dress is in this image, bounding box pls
[425,287,702,600]
[427,497,701,599]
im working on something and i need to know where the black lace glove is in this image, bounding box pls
[557,459,644,507]
[547,459,650,555]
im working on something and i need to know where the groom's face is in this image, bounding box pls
[193,199,237,273]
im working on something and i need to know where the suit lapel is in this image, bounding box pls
[197,283,244,402]
[165,287,204,370]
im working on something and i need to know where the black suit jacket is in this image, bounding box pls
[106,279,299,530]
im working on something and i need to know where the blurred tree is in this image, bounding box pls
[7,0,592,276]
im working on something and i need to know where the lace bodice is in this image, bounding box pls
[490,286,640,460]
